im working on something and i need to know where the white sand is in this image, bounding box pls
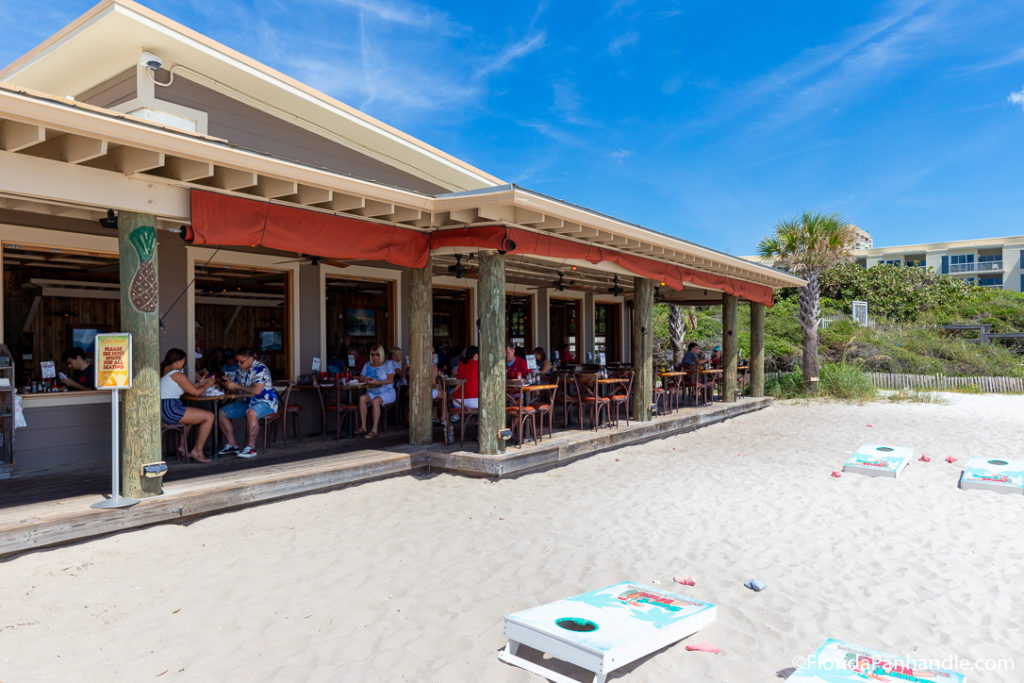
[2,393,1023,682]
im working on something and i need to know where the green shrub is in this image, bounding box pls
[766,362,876,401]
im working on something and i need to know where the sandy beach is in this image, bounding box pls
[2,393,1022,681]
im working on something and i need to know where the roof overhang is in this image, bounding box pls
[0,83,804,294]
[0,0,502,193]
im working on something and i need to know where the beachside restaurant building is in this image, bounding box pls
[0,0,802,492]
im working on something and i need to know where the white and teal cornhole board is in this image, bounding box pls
[789,638,966,682]
[499,581,716,683]
[959,456,1024,495]
[843,444,912,478]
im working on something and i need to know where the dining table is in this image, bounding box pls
[184,391,249,456]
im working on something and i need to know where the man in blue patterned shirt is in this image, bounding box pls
[217,347,278,458]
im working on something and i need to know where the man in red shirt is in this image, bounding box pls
[506,342,529,379]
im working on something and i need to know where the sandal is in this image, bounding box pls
[365,431,378,439]
[355,427,367,436]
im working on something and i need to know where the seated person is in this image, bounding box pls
[160,348,216,462]
[60,347,95,390]
[452,346,479,412]
[681,342,706,367]
[386,346,407,384]
[559,344,576,365]
[710,346,723,369]
[347,345,368,371]
[221,349,240,380]
[357,344,396,439]
[533,347,553,375]
[217,347,278,458]
[506,341,529,379]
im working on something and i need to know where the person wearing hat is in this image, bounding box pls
[710,345,723,369]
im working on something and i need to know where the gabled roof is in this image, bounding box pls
[0,0,503,193]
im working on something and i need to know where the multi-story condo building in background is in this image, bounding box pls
[747,227,1024,293]
[852,231,1024,292]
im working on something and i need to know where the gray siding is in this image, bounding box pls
[297,263,322,373]
[157,76,447,194]
[17,401,111,470]
[77,68,137,109]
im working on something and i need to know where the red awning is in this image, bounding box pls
[188,190,773,305]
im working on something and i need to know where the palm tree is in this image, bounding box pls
[758,212,854,392]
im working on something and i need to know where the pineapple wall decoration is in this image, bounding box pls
[128,226,159,313]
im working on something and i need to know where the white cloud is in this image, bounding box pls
[327,0,467,36]
[610,149,632,160]
[1010,87,1024,111]
[475,32,547,79]
[607,31,639,55]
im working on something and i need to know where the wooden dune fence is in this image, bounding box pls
[866,372,1024,393]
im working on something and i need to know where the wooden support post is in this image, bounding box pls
[630,277,653,421]
[408,256,433,446]
[118,211,162,498]
[750,301,765,397]
[478,251,506,454]
[722,294,738,403]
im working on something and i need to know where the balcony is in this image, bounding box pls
[949,260,1003,274]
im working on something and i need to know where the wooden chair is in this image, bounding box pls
[380,380,403,432]
[608,369,634,427]
[325,380,358,441]
[560,371,580,428]
[161,422,190,462]
[506,380,537,447]
[652,374,668,416]
[574,373,610,430]
[529,379,559,442]
[449,379,479,448]
[662,371,683,413]
[260,382,293,451]
[432,375,449,441]
[685,366,714,406]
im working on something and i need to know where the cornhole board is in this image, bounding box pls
[843,444,912,478]
[789,638,966,682]
[959,456,1024,495]
[499,581,716,683]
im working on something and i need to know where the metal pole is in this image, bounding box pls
[92,388,139,509]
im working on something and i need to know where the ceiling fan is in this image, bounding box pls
[448,253,467,278]
[553,272,578,292]
[607,274,624,297]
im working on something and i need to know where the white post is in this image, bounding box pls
[91,387,139,508]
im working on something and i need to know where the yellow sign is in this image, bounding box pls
[95,333,133,389]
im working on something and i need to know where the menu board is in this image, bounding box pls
[94,333,133,389]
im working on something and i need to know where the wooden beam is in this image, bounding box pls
[477,251,506,455]
[0,120,45,152]
[254,176,298,199]
[550,223,584,235]
[514,208,545,225]
[104,146,166,174]
[22,295,40,332]
[31,134,108,164]
[352,199,394,218]
[118,211,162,498]
[161,157,213,181]
[390,206,422,223]
[295,185,332,205]
[722,294,738,403]
[328,193,364,212]
[535,217,564,229]
[224,306,243,335]
[631,277,654,421]
[448,208,478,224]
[477,205,515,222]
[750,302,765,398]
[408,255,433,446]
[211,166,257,191]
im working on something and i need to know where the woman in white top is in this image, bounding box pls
[160,348,217,462]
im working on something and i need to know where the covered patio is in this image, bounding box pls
[0,0,802,527]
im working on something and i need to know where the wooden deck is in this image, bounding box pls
[0,397,771,558]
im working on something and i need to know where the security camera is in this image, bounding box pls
[140,51,163,72]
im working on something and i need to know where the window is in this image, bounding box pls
[978,254,1000,262]
[979,277,1002,288]
[880,259,901,266]
[949,254,975,274]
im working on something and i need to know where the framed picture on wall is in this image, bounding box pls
[259,330,283,351]
[346,308,376,336]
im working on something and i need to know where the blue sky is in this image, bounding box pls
[2,0,1023,254]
